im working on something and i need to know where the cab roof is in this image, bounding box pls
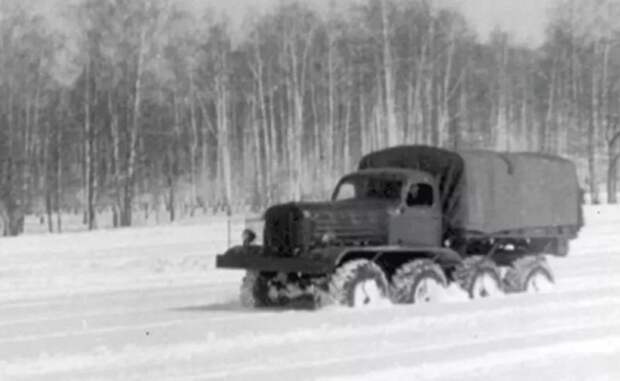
[340,168,436,184]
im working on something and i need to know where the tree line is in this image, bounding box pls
[0,0,618,235]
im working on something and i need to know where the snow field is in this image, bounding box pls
[0,205,619,380]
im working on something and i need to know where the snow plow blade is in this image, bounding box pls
[216,246,332,274]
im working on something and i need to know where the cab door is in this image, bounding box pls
[388,179,442,247]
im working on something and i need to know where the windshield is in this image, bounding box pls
[333,175,404,201]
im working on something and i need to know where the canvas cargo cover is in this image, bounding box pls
[358,146,582,235]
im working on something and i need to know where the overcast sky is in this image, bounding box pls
[454,0,556,45]
[198,0,558,46]
[32,0,558,47]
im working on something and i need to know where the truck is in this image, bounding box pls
[216,145,584,308]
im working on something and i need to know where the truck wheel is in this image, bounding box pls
[525,266,554,293]
[504,256,554,293]
[391,259,447,304]
[455,256,503,299]
[328,259,390,307]
[240,271,276,308]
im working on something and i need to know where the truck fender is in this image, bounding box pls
[332,246,462,269]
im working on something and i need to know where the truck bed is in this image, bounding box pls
[459,151,581,235]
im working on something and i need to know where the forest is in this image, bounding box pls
[0,0,619,235]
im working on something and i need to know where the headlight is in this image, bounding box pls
[242,229,257,246]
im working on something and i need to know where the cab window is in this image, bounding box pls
[406,183,434,207]
[335,182,356,200]
[334,176,403,201]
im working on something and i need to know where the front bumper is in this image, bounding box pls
[215,245,333,274]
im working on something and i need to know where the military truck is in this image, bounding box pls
[216,146,584,308]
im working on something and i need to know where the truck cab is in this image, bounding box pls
[331,169,442,247]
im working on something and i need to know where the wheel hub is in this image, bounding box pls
[414,278,443,303]
[353,279,385,307]
[526,271,554,293]
[472,272,501,298]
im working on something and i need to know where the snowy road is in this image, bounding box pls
[1,207,620,380]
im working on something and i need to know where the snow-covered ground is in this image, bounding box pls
[1,206,620,380]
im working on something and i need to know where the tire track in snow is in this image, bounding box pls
[3,280,620,360]
[41,322,620,381]
[181,327,620,381]
[3,290,620,378]
[0,282,238,325]
[0,271,240,305]
[3,288,620,345]
[313,332,620,381]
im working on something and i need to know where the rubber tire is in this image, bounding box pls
[391,259,447,304]
[327,259,390,307]
[455,256,503,299]
[504,256,554,293]
[240,271,275,308]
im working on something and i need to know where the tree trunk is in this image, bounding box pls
[608,153,619,204]
[310,80,322,195]
[544,59,558,153]
[253,44,271,207]
[43,120,54,233]
[216,53,233,211]
[123,28,147,226]
[589,44,601,205]
[189,79,199,215]
[168,93,182,222]
[495,40,509,151]
[55,97,64,233]
[440,35,455,147]
[84,58,96,230]
[327,32,335,177]
[607,130,620,204]
[381,0,397,145]
[343,85,352,173]
[267,68,278,204]
[412,43,426,144]
[108,93,122,227]
[359,70,367,155]
[250,91,263,209]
